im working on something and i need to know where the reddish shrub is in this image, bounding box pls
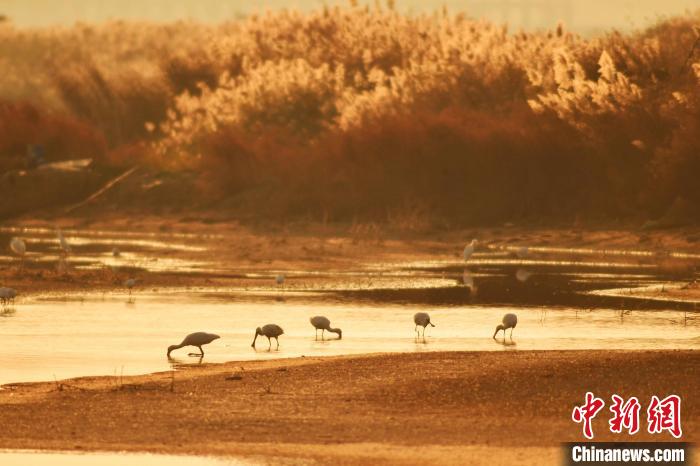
[0,100,106,172]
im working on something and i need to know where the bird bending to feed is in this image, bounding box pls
[310,315,342,340]
[10,237,26,257]
[252,324,284,350]
[0,287,17,306]
[167,332,220,358]
[463,239,477,261]
[493,313,518,339]
[414,312,435,338]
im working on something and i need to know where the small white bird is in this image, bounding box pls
[493,313,518,339]
[167,332,220,358]
[413,312,435,339]
[57,229,71,255]
[275,274,285,285]
[251,324,284,350]
[310,315,342,340]
[10,238,26,257]
[0,287,17,306]
[463,239,477,261]
[515,269,532,282]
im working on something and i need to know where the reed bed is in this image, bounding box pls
[1,5,699,224]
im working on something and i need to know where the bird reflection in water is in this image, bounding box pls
[493,338,517,348]
[168,355,204,367]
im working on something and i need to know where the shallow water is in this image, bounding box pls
[0,226,699,386]
[0,450,253,466]
[0,227,215,274]
[0,290,698,386]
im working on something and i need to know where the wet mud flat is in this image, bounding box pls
[0,350,697,466]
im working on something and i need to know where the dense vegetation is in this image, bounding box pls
[1,5,699,225]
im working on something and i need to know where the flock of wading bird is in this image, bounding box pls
[165,239,517,359]
[3,234,518,359]
[166,310,518,358]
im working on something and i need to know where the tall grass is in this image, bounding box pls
[1,5,699,224]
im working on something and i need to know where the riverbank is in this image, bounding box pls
[1,350,697,465]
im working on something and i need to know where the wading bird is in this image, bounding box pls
[463,239,477,261]
[0,287,17,306]
[251,324,284,350]
[167,332,220,358]
[125,278,136,296]
[112,247,121,257]
[515,269,532,282]
[10,237,26,257]
[310,315,342,340]
[57,229,71,255]
[414,312,435,339]
[493,313,518,340]
[275,274,285,285]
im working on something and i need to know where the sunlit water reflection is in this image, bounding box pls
[0,291,697,386]
[0,226,699,386]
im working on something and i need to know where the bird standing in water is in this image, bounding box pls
[414,312,435,339]
[10,237,26,269]
[493,313,518,340]
[167,332,220,358]
[125,278,136,296]
[251,324,284,350]
[0,287,17,306]
[57,229,71,255]
[515,269,532,282]
[463,239,477,261]
[310,315,342,340]
[10,237,26,257]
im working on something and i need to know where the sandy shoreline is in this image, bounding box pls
[0,350,697,465]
